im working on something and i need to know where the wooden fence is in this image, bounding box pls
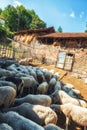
[0,45,28,59]
[0,45,14,58]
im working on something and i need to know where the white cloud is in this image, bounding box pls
[80,11,84,18]
[70,11,75,18]
[13,0,22,7]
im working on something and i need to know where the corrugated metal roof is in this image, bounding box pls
[38,32,87,38]
[14,27,55,35]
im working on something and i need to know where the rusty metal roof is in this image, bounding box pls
[14,27,55,35]
[38,32,87,38]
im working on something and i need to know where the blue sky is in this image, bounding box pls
[0,0,87,32]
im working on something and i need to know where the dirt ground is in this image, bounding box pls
[30,61,87,101]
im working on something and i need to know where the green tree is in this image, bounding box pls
[1,5,46,32]
[57,26,63,32]
[85,22,87,32]
[29,10,46,29]
[1,5,32,32]
[0,22,7,40]
[0,8,2,14]
[1,5,18,32]
[16,5,32,31]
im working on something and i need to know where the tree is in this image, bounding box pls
[1,5,18,32]
[0,8,2,14]
[57,26,63,32]
[85,22,87,32]
[1,5,46,32]
[29,10,46,29]
[16,5,32,31]
[0,22,7,40]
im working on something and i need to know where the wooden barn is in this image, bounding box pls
[38,32,87,48]
[13,27,87,72]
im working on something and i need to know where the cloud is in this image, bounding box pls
[80,11,84,18]
[70,11,75,18]
[13,0,22,7]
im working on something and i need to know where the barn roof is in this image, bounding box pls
[14,27,55,35]
[38,32,87,39]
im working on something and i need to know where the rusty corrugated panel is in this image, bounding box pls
[14,27,55,35]
[38,32,87,38]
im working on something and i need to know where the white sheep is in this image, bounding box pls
[51,90,87,107]
[0,111,44,130]
[14,94,52,107]
[4,102,57,125]
[51,103,87,130]
[32,104,58,125]
[0,86,16,108]
[0,123,13,130]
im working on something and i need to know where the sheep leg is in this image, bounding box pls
[66,117,69,130]
[84,126,86,130]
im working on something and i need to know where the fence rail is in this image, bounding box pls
[0,45,14,58]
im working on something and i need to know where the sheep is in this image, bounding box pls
[68,88,82,99]
[27,66,38,80]
[4,102,57,125]
[0,86,16,108]
[37,81,49,94]
[61,83,74,93]
[31,104,58,125]
[14,94,52,107]
[4,76,24,97]
[44,123,64,130]
[51,103,87,130]
[0,68,15,77]
[0,111,44,130]
[54,81,62,91]
[51,90,87,107]
[0,81,17,90]
[49,69,55,75]
[20,76,38,95]
[47,77,57,94]
[0,123,13,130]
[42,70,52,83]
[52,72,60,80]
[36,69,46,84]
[3,103,43,125]
[6,63,19,73]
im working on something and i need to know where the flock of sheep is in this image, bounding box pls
[0,61,87,130]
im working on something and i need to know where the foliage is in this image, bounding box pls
[0,8,2,14]
[16,5,32,30]
[29,10,46,29]
[84,22,87,32]
[0,22,7,40]
[57,26,63,32]
[1,5,46,32]
[1,5,18,32]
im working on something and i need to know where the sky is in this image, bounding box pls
[0,0,87,32]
